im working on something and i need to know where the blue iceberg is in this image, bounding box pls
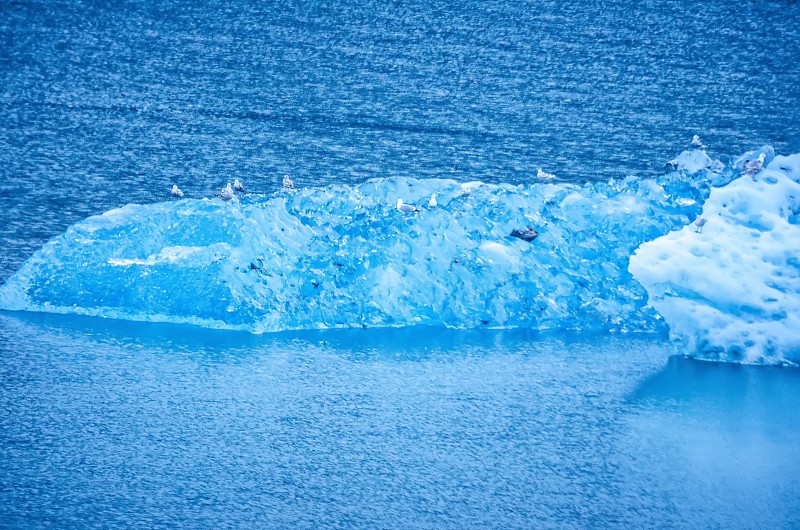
[1,148,798,364]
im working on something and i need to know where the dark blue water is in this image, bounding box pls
[2,0,800,527]
[2,0,800,279]
[2,314,799,529]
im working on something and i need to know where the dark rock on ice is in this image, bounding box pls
[510,227,538,243]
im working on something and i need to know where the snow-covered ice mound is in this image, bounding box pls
[630,153,800,365]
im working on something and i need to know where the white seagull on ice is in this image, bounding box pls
[694,218,707,233]
[691,135,706,149]
[216,183,235,201]
[396,199,420,213]
[742,153,766,177]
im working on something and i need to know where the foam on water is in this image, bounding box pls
[1,148,798,364]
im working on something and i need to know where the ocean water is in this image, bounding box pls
[2,315,799,529]
[2,0,800,527]
[2,0,800,280]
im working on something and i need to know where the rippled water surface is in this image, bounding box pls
[2,315,799,529]
[1,0,800,527]
[2,0,800,279]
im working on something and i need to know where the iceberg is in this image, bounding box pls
[1,148,798,365]
[0,161,721,334]
[630,153,800,365]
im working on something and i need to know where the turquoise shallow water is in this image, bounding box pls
[2,0,800,526]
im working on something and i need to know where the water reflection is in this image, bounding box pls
[632,354,800,435]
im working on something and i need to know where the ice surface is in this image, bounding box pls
[734,145,776,171]
[630,148,800,365]
[0,158,724,335]
[2,147,797,365]
[668,149,718,174]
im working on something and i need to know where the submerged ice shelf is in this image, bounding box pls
[1,148,798,364]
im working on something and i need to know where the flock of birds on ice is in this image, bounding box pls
[167,135,766,241]
[689,134,765,177]
[169,167,557,209]
[687,134,765,233]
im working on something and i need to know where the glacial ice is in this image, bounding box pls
[1,148,798,365]
[0,163,718,333]
[668,149,718,174]
[630,151,800,365]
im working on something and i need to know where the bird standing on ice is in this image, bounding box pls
[171,185,184,198]
[428,194,437,208]
[536,168,555,180]
[397,199,420,213]
[282,175,294,190]
[694,218,707,233]
[233,179,245,192]
[691,135,706,149]
[216,182,235,201]
[742,153,766,178]
[459,182,483,197]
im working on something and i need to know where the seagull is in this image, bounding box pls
[694,218,707,233]
[691,135,706,149]
[742,153,766,177]
[459,182,481,197]
[171,184,184,198]
[428,194,437,208]
[233,179,245,192]
[282,175,294,190]
[216,182,235,201]
[396,199,420,213]
[536,168,556,180]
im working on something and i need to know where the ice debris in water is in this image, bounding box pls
[668,149,722,175]
[536,169,556,180]
[630,150,800,365]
